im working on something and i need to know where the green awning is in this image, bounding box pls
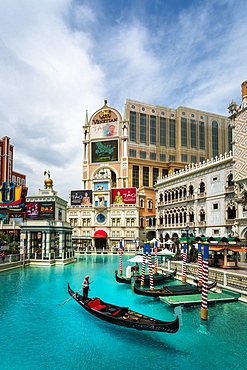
[180,237,195,242]
[72,236,91,240]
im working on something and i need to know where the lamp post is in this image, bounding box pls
[181,225,196,261]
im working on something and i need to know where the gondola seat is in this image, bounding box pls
[87,298,106,311]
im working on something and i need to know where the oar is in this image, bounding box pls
[57,288,83,306]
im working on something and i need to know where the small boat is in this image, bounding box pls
[132,280,217,297]
[68,284,179,333]
[115,269,177,285]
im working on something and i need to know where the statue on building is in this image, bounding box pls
[113,191,125,205]
[231,221,240,237]
[44,171,53,189]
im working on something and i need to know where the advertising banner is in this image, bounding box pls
[91,123,119,139]
[94,183,108,191]
[70,190,92,206]
[0,182,27,212]
[112,188,137,205]
[9,214,24,224]
[92,140,118,163]
[26,202,55,220]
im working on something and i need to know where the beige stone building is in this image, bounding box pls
[67,98,231,251]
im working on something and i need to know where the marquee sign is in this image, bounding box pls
[92,140,118,163]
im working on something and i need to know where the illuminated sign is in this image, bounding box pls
[70,190,92,206]
[112,188,137,205]
[26,202,55,220]
[0,182,27,212]
[92,140,118,163]
[92,109,118,125]
[91,123,119,139]
[9,214,24,224]
[94,183,108,191]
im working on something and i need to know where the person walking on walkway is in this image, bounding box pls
[1,252,5,263]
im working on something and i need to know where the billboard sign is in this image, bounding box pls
[94,182,108,191]
[91,122,119,139]
[26,202,55,220]
[70,190,92,206]
[112,188,137,205]
[0,182,27,212]
[92,140,118,163]
[9,213,24,224]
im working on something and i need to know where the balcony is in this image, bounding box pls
[198,192,206,199]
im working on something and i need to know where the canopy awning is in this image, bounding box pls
[94,230,108,238]
[209,246,247,252]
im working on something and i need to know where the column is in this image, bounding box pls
[42,232,46,258]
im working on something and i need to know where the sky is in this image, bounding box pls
[0,0,246,201]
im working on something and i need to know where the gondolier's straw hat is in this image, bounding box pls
[85,275,89,278]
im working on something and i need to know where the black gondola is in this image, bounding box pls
[68,284,179,333]
[115,269,177,285]
[132,280,217,297]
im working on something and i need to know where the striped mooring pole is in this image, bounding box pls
[201,242,209,320]
[119,241,123,275]
[154,241,158,273]
[146,243,154,290]
[197,242,203,285]
[182,242,187,283]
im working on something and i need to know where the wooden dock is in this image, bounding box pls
[160,289,240,306]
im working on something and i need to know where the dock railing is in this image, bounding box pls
[160,261,247,293]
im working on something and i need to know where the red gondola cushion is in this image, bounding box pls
[88,298,106,310]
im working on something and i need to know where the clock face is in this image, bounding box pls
[96,213,106,223]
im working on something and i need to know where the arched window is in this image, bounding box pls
[199,182,205,193]
[200,209,206,222]
[188,185,194,195]
[189,211,194,222]
[159,216,163,225]
[227,205,236,219]
[159,193,163,202]
[140,199,144,208]
[228,124,233,152]
[180,212,183,223]
[149,218,152,227]
[212,120,219,157]
[227,173,234,187]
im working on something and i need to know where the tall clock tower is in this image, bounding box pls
[68,101,140,251]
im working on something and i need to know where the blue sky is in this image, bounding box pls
[0,0,246,199]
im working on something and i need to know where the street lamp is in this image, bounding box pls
[181,225,196,260]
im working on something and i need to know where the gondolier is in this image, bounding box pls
[82,275,90,300]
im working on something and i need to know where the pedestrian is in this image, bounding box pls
[1,252,5,263]
[82,275,90,300]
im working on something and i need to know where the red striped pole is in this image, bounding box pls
[119,241,123,275]
[201,242,209,320]
[148,251,154,289]
[197,243,203,285]
[141,244,147,286]
[154,241,158,273]
[182,242,187,283]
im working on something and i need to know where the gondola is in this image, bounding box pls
[115,269,177,285]
[68,284,179,333]
[132,279,217,297]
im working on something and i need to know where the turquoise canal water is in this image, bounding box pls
[0,255,246,370]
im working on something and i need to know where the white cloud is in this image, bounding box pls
[0,0,246,200]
